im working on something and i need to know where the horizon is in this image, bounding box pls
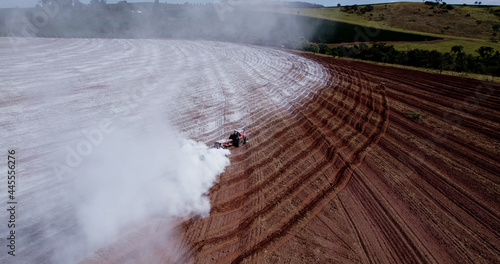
[0,0,498,9]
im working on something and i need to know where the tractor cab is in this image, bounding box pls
[212,129,249,149]
[229,129,247,146]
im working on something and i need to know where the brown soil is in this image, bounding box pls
[88,53,500,264]
[179,55,500,264]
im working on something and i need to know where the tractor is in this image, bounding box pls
[212,129,248,149]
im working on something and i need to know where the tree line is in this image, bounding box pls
[301,42,500,76]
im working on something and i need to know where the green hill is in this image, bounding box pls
[267,2,500,54]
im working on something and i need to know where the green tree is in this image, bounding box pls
[451,45,463,54]
[310,44,320,54]
[318,43,331,55]
[476,46,494,59]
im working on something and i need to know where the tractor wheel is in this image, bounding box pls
[236,138,242,147]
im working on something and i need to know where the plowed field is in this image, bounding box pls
[1,38,499,264]
[173,56,500,263]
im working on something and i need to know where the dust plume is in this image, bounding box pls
[51,120,230,263]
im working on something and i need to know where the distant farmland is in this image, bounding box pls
[0,6,438,45]
[271,12,440,43]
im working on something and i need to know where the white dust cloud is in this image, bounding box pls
[52,121,230,263]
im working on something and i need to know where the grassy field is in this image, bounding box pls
[267,2,500,54]
[389,38,497,54]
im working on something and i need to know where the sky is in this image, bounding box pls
[0,0,498,9]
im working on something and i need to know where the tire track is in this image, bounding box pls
[180,55,390,263]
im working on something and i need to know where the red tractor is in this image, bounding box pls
[212,129,248,149]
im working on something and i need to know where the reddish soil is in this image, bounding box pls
[177,55,500,264]
[89,54,500,263]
